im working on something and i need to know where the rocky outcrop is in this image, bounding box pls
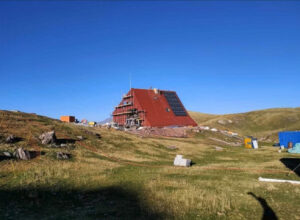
[14,148,31,160]
[56,152,71,160]
[39,131,57,145]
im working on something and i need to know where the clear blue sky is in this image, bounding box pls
[1,1,300,121]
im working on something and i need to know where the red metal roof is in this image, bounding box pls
[121,88,197,127]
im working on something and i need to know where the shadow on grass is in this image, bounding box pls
[0,137,23,144]
[280,158,300,177]
[0,186,164,219]
[0,155,13,161]
[28,150,46,159]
[9,137,24,143]
[248,192,278,220]
[56,138,76,145]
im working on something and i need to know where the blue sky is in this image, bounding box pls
[1,1,300,121]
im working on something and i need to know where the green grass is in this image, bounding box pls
[1,110,300,219]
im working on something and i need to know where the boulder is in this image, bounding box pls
[56,152,71,160]
[39,131,57,145]
[76,136,84,140]
[174,155,191,167]
[14,148,31,160]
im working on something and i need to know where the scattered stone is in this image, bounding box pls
[167,146,177,150]
[56,152,71,160]
[5,134,16,143]
[128,127,188,138]
[3,152,12,157]
[192,128,201,133]
[39,131,57,145]
[76,136,84,140]
[14,148,31,160]
[215,146,224,151]
[48,144,60,148]
[60,144,67,147]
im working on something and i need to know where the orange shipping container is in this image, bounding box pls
[60,116,75,123]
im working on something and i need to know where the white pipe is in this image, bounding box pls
[258,177,300,185]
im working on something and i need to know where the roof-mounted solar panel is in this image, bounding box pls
[163,92,187,116]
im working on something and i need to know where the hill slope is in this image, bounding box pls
[190,107,300,141]
[1,110,300,219]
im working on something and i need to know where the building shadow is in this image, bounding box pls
[248,192,278,220]
[280,158,300,177]
[0,186,164,219]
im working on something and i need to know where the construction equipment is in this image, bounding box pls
[244,137,258,149]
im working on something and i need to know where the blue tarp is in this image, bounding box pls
[288,143,300,154]
[279,131,300,148]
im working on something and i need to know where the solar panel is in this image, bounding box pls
[163,92,187,116]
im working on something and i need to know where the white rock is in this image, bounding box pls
[174,155,191,167]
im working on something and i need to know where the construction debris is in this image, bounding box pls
[174,155,191,167]
[39,131,57,145]
[14,148,31,160]
[60,116,75,123]
[258,177,300,185]
[288,143,300,154]
[244,137,259,149]
[128,127,188,138]
[56,152,71,160]
[88,121,96,127]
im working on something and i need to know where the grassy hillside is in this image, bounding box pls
[1,110,300,219]
[190,107,300,141]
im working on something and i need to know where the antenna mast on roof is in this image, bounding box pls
[129,73,132,91]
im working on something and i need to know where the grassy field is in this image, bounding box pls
[1,110,300,219]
